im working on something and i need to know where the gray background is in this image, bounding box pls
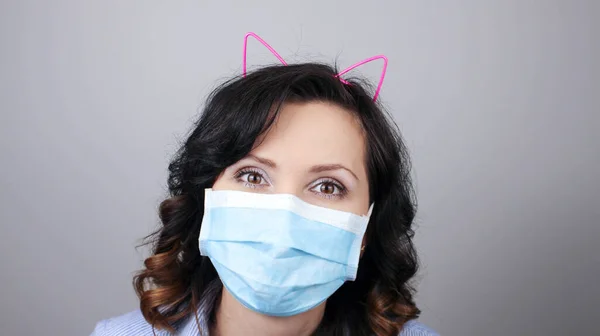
[1,1,598,335]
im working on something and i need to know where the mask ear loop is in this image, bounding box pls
[366,203,375,217]
[360,203,374,256]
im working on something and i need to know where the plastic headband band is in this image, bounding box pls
[242,32,388,102]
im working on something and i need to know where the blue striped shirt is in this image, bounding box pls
[91,309,438,336]
[91,281,438,336]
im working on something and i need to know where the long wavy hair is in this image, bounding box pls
[133,63,420,336]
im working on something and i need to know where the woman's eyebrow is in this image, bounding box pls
[310,164,359,181]
[243,155,358,181]
[245,154,277,168]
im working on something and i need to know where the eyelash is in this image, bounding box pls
[234,168,268,189]
[233,167,348,200]
[310,178,347,200]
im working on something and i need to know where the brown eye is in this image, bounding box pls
[246,172,262,184]
[310,179,346,200]
[319,182,336,194]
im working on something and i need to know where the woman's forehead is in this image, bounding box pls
[251,102,366,172]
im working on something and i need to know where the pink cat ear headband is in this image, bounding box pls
[242,32,388,102]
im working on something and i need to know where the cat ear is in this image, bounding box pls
[335,55,388,101]
[243,32,287,77]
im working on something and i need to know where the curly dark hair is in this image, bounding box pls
[133,63,420,336]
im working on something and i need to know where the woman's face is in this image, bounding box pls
[213,101,370,216]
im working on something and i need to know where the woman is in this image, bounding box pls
[91,56,438,335]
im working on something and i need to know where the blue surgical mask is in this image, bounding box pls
[199,188,372,317]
